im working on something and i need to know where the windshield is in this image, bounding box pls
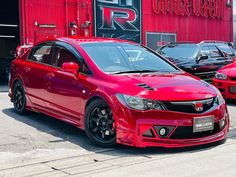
[80,42,179,74]
[160,44,199,59]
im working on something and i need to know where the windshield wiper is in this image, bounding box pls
[111,70,159,75]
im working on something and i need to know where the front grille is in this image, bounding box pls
[230,77,236,81]
[170,122,221,139]
[162,98,215,114]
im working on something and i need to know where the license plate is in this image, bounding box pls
[230,86,236,94]
[193,116,214,133]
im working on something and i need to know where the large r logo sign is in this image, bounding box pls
[94,0,141,43]
[100,7,138,31]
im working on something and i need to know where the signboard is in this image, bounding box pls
[94,0,141,43]
[152,0,225,19]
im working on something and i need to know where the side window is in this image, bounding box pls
[200,46,210,57]
[29,44,52,65]
[52,44,92,75]
[209,46,222,58]
[53,47,79,68]
[81,61,91,75]
[217,44,234,57]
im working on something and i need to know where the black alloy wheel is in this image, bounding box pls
[13,81,27,114]
[85,99,116,147]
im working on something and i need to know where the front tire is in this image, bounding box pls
[85,99,116,147]
[13,81,27,114]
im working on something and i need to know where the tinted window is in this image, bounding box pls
[160,44,199,59]
[209,46,222,58]
[52,46,79,68]
[217,44,234,57]
[52,46,91,74]
[200,46,210,57]
[29,44,52,65]
[81,42,179,73]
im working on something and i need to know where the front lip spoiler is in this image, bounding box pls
[140,127,228,148]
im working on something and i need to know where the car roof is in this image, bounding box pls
[50,36,137,45]
[165,41,231,46]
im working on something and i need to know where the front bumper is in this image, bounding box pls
[114,101,229,148]
[213,78,236,99]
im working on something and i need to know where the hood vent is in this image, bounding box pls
[137,83,154,90]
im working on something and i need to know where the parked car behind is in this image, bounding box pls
[213,62,236,100]
[9,37,229,148]
[0,57,12,83]
[158,41,236,82]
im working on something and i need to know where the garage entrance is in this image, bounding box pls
[0,0,20,83]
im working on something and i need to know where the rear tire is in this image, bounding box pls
[13,81,27,114]
[85,99,116,147]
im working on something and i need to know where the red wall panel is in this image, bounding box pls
[142,0,233,44]
[19,0,93,45]
[18,0,233,46]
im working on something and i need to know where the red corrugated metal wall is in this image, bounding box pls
[18,0,233,46]
[19,0,93,45]
[142,0,233,44]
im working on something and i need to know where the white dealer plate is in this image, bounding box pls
[193,116,214,133]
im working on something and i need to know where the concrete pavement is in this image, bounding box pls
[0,90,236,177]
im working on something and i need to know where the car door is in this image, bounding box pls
[193,45,226,82]
[191,46,213,81]
[22,42,54,107]
[208,45,232,70]
[44,42,91,123]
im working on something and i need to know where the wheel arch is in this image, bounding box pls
[84,93,117,147]
[85,96,104,110]
[84,91,118,126]
[85,91,116,112]
[10,74,25,90]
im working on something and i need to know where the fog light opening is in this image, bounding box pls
[142,129,155,138]
[154,126,175,138]
[159,127,168,137]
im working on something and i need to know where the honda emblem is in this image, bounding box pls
[194,102,204,112]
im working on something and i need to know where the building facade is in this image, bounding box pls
[0,0,234,81]
[234,15,236,47]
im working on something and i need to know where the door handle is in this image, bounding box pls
[24,66,31,72]
[46,72,55,79]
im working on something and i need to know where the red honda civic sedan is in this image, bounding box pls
[213,62,236,100]
[9,37,229,148]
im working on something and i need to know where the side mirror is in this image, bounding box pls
[196,55,208,62]
[62,62,79,74]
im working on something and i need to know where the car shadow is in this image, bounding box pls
[227,128,236,141]
[2,108,232,157]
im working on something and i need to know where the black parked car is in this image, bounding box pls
[158,41,235,82]
[0,57,12,83]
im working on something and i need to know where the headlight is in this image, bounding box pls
[215,72,227,80]
[116,94,166,111]
[214,92,225,105]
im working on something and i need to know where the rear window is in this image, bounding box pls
[217,44,235,57]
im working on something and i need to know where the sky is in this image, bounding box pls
[234,0,236,14]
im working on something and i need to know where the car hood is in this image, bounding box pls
[218,62,236,77]
[112,72,217,101]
